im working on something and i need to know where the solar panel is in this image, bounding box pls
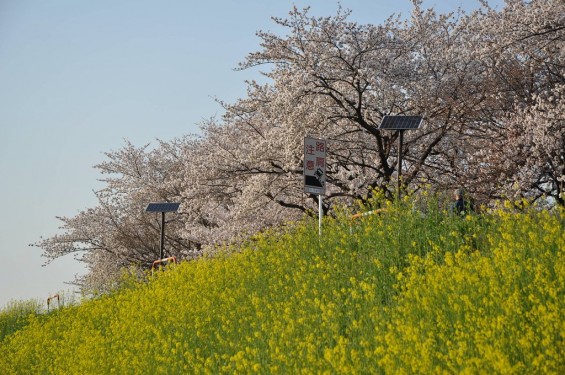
[145,202,181,212]
[379,116,423,130]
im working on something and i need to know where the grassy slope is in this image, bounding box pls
[1,200,563,373]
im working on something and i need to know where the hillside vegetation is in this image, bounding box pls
[2,198,564,373]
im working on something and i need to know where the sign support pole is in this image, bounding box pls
[318,195,323,236]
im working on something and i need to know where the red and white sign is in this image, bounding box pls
[304,137,326,195]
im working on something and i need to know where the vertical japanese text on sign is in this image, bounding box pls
[303,137,327,195]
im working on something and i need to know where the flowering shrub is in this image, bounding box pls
[376,207,564,373]
[1,199,563,373]
[0,299,42,342]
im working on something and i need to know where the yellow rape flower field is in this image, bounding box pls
[1,198,564,374]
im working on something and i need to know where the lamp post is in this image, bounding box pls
[378,116,423,200]
[145,202,180,260]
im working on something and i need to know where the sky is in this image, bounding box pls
[0,0,504,308]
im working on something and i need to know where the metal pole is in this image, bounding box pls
[397,130,404,201]
[160,211,165,259]
[319,195,323,236]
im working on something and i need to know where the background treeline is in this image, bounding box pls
[35,0,564,293]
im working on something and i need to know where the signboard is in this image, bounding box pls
[303,137,326,195]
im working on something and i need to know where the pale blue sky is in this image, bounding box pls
[0,0,503,307]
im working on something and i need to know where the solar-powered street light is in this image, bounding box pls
[145,202,180,260]
[379,116,423,199]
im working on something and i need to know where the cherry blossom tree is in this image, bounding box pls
[221,2,508,207]
[35,0,564,293]
[458,0,565,204]
[35,139,200,291]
